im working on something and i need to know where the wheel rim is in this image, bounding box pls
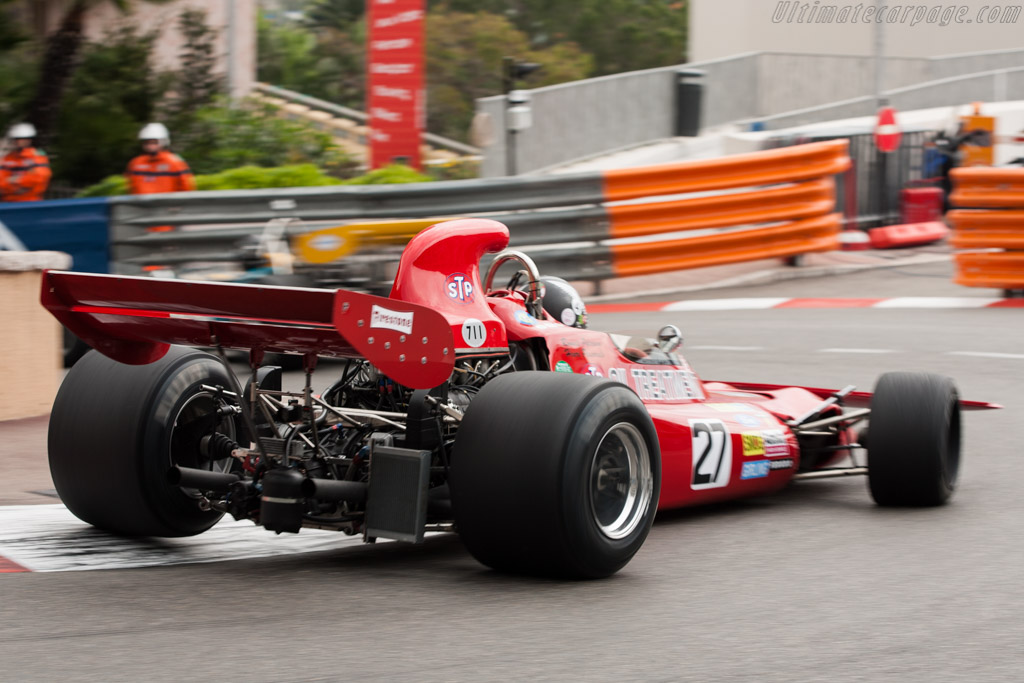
[169,391,236,497]
[588,422,653,540]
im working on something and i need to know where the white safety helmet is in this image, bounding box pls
[138,122,170,147]
[7,123,36,140]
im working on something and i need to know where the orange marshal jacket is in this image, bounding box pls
[125,150,196,194]
[0,147,52,202]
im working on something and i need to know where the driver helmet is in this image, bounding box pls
[539,276,587,328]
[138,122,170,148]
[7,122,36,141]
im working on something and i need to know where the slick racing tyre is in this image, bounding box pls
[867,372,961,507]
[451,372,661,579]
[49,346,240,536]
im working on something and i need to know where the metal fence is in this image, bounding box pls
[767,131,932,230]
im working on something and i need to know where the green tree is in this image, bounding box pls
[26,0,174,146]
[173,97,355,177]
[167,8,222,128]
[425,9,591,140]
[433,0,688,75]
[50,24,168,185]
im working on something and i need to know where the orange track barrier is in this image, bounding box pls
[600,141,850,279]
[606,178,835,239]
[602,140,850,202]
[950,167,1024,291]
[611,214,842,278]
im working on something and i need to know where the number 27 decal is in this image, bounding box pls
[690,419,731,490]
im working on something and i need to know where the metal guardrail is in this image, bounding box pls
[253,83,481,158]
[107,141,850,289]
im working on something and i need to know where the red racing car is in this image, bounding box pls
[41,219,997,578]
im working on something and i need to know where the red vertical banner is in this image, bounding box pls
[367,0,425,170]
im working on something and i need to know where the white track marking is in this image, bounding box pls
[871,297,1004,308]
[662,298,790,311]
[817,348,897,354]
[947,351,1024,360]
[688,345,765,351]
[0,505,373,572]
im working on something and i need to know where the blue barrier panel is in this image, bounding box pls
[0,198,110,273]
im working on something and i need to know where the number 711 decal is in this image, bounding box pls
[690,419,732,490]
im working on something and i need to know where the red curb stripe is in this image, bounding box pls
[987,299,1024,308]
[775,298,886,308]
[588,302,673,314]
[0,555,30,573]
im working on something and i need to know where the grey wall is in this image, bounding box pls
[477,49,1024,177]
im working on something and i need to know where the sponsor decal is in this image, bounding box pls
[560,307,576,326]
[373,85,413,101]
[735,413,760,428]
[555,360,574,373]
[769,458,795,471]
[461,318,486,348]
[371,107,402,123]
[370,305,413,334]
[741,433,765,456]
[708,403,751,413]
[762,429,789,457]
[445,273,474,303]
[690,419,731,489]
[740,460,771,480]
[513,310,536,326]
[584,365,603,376]
[373,9,423,28]
[309,234,344,251]
[606,367,704,401]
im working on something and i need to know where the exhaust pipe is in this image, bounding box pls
[301,477,368,503]
[167,466,240,492]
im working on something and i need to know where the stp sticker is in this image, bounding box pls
[461,318,486,348]
[690,419,731,490]
[370,305,414,335]
[445,273,474,303]
[513,310,535,326]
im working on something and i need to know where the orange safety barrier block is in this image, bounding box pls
[950,168,1024,290]
[948,210,1024,250]
[868,221,949,249]
[606,178,835,239]
[610,214,841,278]
[955,252,1024,289]
[602,140,851,202]
[949,167,1024,208]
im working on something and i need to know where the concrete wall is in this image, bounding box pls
[28,0,256,100]
[477,48,1024,177]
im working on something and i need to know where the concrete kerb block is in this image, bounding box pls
[0,251,71,421]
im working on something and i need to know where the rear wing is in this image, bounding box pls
[707,381,1002,411]
[41,271,454,389]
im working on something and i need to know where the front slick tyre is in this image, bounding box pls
[451,373,661,579]
[867,372,961,507]
[49,346,238,536]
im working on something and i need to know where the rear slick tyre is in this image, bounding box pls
[48,346,239,536]
[867,372,961,507]
[450,373,661,579]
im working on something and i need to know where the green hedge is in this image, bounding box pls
[77,163,433,198]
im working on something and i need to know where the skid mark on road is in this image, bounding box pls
[0,505,368,573]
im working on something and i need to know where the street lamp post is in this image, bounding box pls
[503,56,541,176]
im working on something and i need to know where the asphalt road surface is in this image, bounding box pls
[2,263,1021,682]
